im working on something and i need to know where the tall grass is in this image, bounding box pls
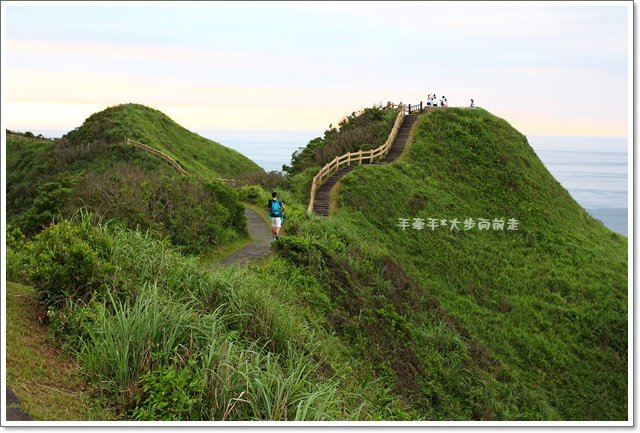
[78,281,347,420]
[23,217,361,420]
[80,284,199,405]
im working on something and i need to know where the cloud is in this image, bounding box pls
[3,3,629,137]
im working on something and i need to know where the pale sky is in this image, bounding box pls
[1,1,631,137]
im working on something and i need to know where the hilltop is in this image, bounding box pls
[275,107,627,419]
[6,103,264,251]
[64,103,262,179]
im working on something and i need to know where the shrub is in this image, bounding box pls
[27,217,114,308]
[237,185,269,206]
[284,105,397,176]
[6,225,30,284]
[133,357,206,421]
[71,167,246,254]
[238,170,285,191]
[17,176,74,236]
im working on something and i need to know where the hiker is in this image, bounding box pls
[426,93,432,106]
[268,191,285,242]
[470,98,475,108]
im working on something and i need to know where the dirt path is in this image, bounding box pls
[6,388,33,421]
[215,206,273,267]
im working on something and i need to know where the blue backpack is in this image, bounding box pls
[269,199,283,217]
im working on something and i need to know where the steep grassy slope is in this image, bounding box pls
[7,107,627,421]
[64,103,262,179]
[6,108,250,252]
[322,107,628,419]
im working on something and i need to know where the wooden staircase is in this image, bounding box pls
[312,114,418,216]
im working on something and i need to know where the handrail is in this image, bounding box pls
[6,133,54,143]
[7,132,237,184]
[124,138,188,175]
[124,138,238,185]
[307,103,406,213]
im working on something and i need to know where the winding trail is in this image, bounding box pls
[215,206,273,267]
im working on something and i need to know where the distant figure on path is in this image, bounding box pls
[268,191,285,242]
[470,98,475,108]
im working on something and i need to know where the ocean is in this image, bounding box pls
[527,135,628,237]
[22,128,630,237]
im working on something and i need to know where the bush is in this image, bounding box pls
[283,166,319,206]
[284,105,397,176]
[237,185,269,206]
[238,170,285,191]
[71,167,247,254]
[16,176,74,236]
[6,225,30,284]
[133,357,206,421]
[27,217,114,308]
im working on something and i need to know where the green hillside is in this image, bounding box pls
[6,107,627,421]
[285,107,628,419]
[6,104,258,252]
[64,103,262,179]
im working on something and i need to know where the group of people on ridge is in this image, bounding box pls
[427,94,447,108]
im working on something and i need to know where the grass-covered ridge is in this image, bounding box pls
[64,103,262,179]
[6,106,253,252]
[325,107,628,419]
[6,106,627,421]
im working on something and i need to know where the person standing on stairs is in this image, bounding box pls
[268,191,285,242]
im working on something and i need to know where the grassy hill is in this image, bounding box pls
[6,103,262,251]
[6,107,628,421]
[64,103,262,179]
[284,107,628,419]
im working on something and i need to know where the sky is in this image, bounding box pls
[1,1,632,138]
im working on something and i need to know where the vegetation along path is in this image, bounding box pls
[215,206,273,267]
[312,114,418,216]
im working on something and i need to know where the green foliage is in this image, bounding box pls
[27,216,114,309]
[6,139,56,220]
[6,105,256,253]
[6,225,30,284]
[15,176,75,236]
[133,357,205,421]
[283,166,320,205]
[238,170,285,191]
[325,107,628,420]
[284,105,397,176]
[237,184,270,206]
[6,134,174,235]
[10,106,627,421]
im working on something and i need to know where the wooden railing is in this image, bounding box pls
[307,104,406,213]
[7,132,239,184]
[124,138,237,185]
[408,102,423,114]
[6,133,55,143]
[124,138,188,175]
